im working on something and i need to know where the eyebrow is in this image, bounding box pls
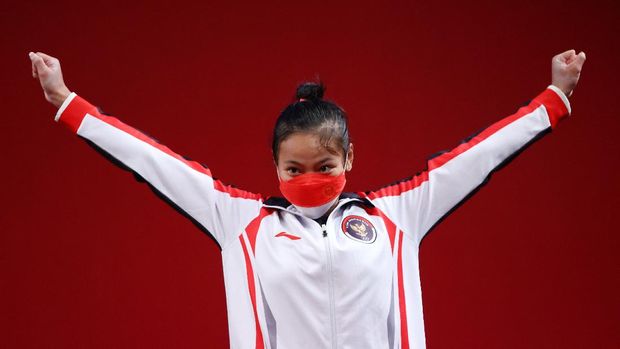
[317,158,335,164]
[284,158,335,166]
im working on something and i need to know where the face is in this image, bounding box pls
[276,132,354,182]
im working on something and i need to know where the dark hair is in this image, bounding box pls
[272,81,350,162]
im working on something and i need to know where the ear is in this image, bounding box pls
[345,143,354,171]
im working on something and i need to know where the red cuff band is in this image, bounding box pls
[57,95,98,133]
[534,89,570,129]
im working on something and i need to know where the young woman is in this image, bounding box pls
[29,50,585,349]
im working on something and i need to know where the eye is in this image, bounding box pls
[319,165,333,173]
[286,167,300,175]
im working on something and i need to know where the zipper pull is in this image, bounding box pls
[321,224,328,237]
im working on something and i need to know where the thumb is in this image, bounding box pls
[577,51,586,63]
[570,51,587,71]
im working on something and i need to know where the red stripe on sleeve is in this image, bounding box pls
[63,96,261,200]
[213,180,262,200]
[94,113,262,199]
[366,172,429,200]
[91,113,215,176]
[367,88,558,199]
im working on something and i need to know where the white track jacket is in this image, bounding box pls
[54,86,571,349]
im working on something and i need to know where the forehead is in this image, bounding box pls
[278,132,342,163]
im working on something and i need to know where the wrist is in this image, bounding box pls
[551,81,573,98]
[546,85,572,116]
[48,86,71,108]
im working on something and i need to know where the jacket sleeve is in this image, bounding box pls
[363,86,571,244]
[54,92,263,250]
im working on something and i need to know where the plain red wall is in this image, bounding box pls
[2,0,618,347]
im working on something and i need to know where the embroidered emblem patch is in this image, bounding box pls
[341,216,377,243]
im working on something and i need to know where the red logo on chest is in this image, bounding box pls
[275,232,301,240]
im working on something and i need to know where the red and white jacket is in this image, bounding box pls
[54,86,570,349]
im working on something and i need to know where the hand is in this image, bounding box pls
[29,52,71,108]
[551,49,586,97]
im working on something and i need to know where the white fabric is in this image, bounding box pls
[54,92,76,122]
[547,85,572,114]
[370,105,552,243]
[55,88,570,349]
[290,197,339,219]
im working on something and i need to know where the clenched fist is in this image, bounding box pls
[29,52,71,108]
[552,49,586,97]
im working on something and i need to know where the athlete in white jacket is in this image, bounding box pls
[29,50,586,349]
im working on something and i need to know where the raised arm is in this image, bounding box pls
[364,50,586,244]
[29,52,263,249]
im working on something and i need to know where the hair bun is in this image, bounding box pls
[295,81,325,101]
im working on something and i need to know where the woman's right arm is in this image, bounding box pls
[29,52,263,250]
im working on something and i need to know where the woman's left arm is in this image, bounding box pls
[364,50,586,244]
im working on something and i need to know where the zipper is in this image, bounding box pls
[322,223,338,349]
[264,201,362,348]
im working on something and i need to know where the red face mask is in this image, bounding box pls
[279,171,347,207]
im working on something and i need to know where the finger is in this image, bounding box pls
[29,52,37,78]
[556,49,576,63]
[35,51,58,67]
[569,51,586,65]
[561,49,576,58]
[29,52,50,75]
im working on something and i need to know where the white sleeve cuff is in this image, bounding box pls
[546,85,571,115]
[54,92,77,122]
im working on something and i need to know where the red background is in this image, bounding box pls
[2,1,619,348]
